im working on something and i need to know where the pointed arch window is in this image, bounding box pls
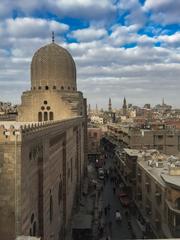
[50,112,54,121]
[44,112,48,121]
[38,112,42,122]
[50,194,53,223]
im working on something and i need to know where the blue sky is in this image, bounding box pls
[0,0,179,109]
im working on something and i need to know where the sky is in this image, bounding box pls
[0,0,179,109]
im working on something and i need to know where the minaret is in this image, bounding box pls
[162,98,165,106]
[96,104,98,114]
[122,97,127,116]
[108,98,112,112]
[88,104,91,115]
[52,31,55,43]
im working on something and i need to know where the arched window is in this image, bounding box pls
[44,112,48,121]
[176,198,180,210]
[38,112,42,122]
[50,194,53,223]
[58,180,62,205]
[45,86,49,90]
[33,221,36,236]
[50,112,54,121]
[31,213,34,223]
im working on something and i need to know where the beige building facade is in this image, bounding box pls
[107,124,180,155]
[135,154,180,238]
[0,40,87,240]
[87,127,102,156]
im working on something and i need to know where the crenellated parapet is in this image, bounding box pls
[0,124,22,142]
[0,116,83,141]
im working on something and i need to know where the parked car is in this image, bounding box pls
[118,191,130,207]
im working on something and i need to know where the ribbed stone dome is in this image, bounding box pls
[31,43,76,91]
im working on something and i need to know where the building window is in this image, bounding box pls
[157,145,163,150]
[68,167,70,179]
[71,158,73,182]
[61,86,64,90]
[41,106,45,110]
[53,86,56,89]
[44,112,48,121]
[93,132,97,138]
[45,86,49,90]
[49,112,54,120]
[175,198,180,210]
[50,193,53,223]
[33,221,36,236]
[44,100,48,105]
[38,86,41,90]
[145,177,151,193]
[38,112,42,122]
[58,179,62,205]
[47,106,51,110]
[31,213,34,223]
[29,151,32,160]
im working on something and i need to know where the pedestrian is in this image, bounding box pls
[110,176,113,183]
[125,209,129,218]
[113,186,116,194]
[108,220,112,233]
[107,203,110,210]
[104,206,107,216]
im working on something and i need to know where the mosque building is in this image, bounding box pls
[0,36,87,240]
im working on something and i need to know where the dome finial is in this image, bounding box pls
[52,31,55,43]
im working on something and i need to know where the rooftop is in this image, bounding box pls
[138,153,180,188]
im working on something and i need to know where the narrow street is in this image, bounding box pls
[99,156,132,239]
[97,152,143,240]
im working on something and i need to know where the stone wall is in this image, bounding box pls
[0,117,86,240]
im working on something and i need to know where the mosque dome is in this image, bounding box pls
[31,42,76,91]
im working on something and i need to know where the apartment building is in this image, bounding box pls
[107,124,180,155]
[136,154,180,238]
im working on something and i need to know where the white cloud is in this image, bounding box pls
[0,0,117,21]
[118,0,147,27]
[144,0,180,24]
[156,32,180,47]
[70,27,108,42]
[5,18,69,38]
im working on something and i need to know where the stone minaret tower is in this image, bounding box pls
[122,97,127,116]
[18,36,85,122]
[108,98,112,112]
[88,104,91,115]
[95,104,98,114]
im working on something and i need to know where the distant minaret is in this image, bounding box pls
[108,98,112,112]
[88,104,91,115]
[162,98,165,106]
[96,104,98,114]
[122,97,127,116]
